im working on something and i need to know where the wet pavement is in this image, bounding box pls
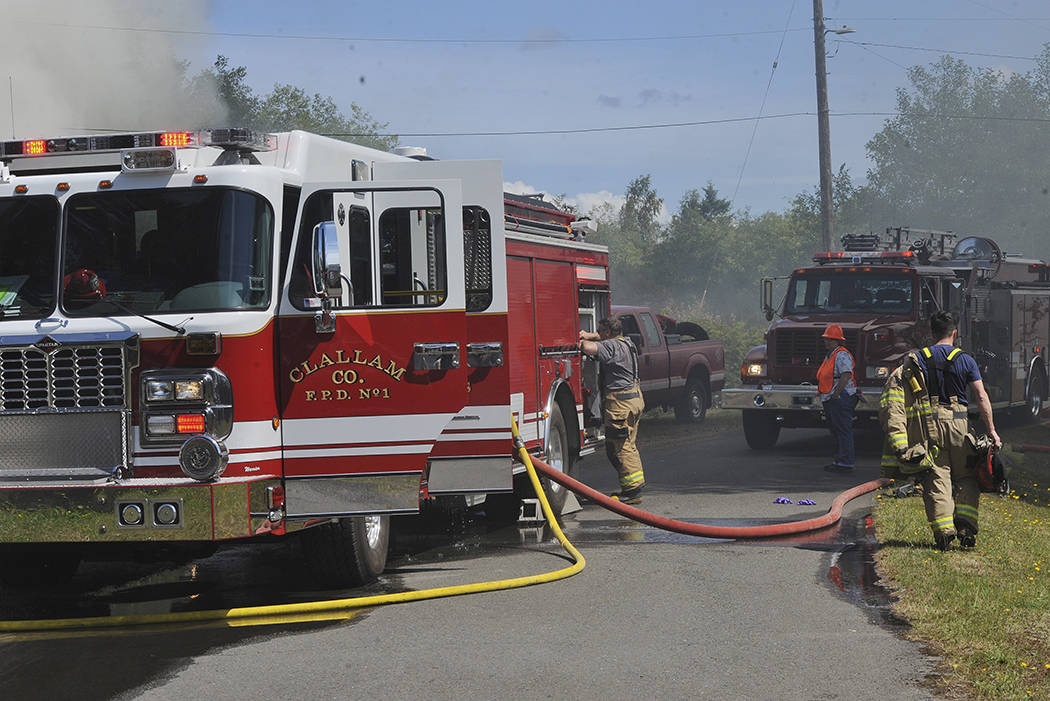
[0,422,923,700]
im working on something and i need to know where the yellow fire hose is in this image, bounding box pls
[0,419,584,635]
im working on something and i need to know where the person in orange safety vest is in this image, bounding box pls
[818,324,859,473]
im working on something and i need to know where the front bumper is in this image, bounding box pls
[720,385,877,413]
[0,476,281,543]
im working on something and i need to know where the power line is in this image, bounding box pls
[828,16,1050,21]
[320,110,1050,138]
[11,19,811,44]
[70,110,1050,139]
[732,0,798,204]
[840,39,1038,62]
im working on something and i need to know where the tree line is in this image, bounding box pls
[588,45,1050,325]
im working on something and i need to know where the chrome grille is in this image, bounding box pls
[0,337,134,480]
[1,345,126,411]
[773,328,859,367]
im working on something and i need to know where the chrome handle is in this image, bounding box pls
[413,342,460,370]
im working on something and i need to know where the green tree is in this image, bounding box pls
[590,174,664,303]
[650,186,730,311]
[698,182,731,219]
[863,47,1050,255]
[192,56,397,152]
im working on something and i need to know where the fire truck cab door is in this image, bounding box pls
[277,180,468,518]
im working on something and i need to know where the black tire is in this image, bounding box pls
[541,403,575,514]
[1024,368,1046,423]
[0,549,80,589]
[675,377,709,424]
[301,514,389,588]
[742,410,780,450]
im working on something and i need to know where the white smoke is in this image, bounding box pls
[0,0,224,139]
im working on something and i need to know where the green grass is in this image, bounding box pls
[874,441,1050,699]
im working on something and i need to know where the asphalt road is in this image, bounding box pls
[0,413,939,701]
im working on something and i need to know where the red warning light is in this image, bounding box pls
[23,140,46,155]
[176,413,206,434]
[158,132,193,147]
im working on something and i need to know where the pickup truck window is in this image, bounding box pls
[619,313,644,347]
[640,312,662,348]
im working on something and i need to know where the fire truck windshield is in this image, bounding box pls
[784,273,914,315]
[0,195,59,320]
[61,187,273,316]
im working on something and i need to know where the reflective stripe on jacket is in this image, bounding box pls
[879,351,939,476]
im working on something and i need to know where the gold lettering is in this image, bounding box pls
[320,390,332,400]
[385,360,406,382]
[336,389,349,400]
[352,350,366,364]
[359,388,371,400]
[368,354,384,371]
[305,390,316,401]
[336,350,350,364]
[319,353,335,368]
[289,367,305,383]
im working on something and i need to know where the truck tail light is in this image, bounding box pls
[23,140,46,155]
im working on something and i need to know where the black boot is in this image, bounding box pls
[934,528,957,551]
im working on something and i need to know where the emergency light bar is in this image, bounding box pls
[0,128,274,159]
[813,250,916,265]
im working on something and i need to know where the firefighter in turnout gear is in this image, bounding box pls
[579,317,646,504]
[880,311,1000,549]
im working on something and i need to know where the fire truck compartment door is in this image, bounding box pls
[278,180,468,517]
[373,160,513,496]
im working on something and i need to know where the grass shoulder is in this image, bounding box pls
[873,426,1050,699]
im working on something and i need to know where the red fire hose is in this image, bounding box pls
[529,455,891,539]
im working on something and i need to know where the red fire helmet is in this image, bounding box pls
[821,323,846,341]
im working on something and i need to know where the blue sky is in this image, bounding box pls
[8,1,1050,218]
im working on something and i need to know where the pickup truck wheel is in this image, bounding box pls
[541,403,574,514]
[675,379,709,424]
[301,514,389,588]
[742,410,780,450]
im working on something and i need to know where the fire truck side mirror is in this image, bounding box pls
[311,221,343,299]
[761,278,775,321]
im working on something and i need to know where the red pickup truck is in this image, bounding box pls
[613,305,726,422]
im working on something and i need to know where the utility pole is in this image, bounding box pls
[812,0,834,251]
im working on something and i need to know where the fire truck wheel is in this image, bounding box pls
[301,514,390,588]
[541,403,575,514]
[742,410,780,450]
[0,549,80,589]
[675,378,709,423]
[1024,367,1047,422]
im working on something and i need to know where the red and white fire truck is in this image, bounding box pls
[721,229,1050,449]
[0,128,608,586]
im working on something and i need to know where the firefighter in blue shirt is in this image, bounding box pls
[916,310,1001,549]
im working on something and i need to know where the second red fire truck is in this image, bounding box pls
[721,228,1050,448]
[0,129,609,586]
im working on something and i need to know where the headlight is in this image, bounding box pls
[866,365,890,379]
[744,362,767,377]
[146,379,173,402]
[175,379,205,401]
